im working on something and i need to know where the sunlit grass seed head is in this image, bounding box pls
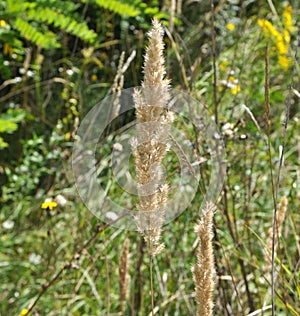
[132,19,172,256]
[119,237,130,315]
[264,196,288,270]
[193,202,216,316]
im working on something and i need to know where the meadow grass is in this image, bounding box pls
[0,2,299,316]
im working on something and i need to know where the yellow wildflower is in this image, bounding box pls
[284,4,292,12]
[0,20,6,28]
[257,16,291,71]
[91,74,97,81]
[65,132,71,141]
[276,39,288,55]
[231,84,240,95]
[283,5,294,32]
[219,60,228,71]
[19,309,29,316]
[257,19,268,32]
[258,19,271,36]
[268,24,281,38]
[278,55,289,71]
[283,29,290,43]
[258,19,281,38]
[228,76,235,82]
[41,200,58,210]
[226,23,235,31]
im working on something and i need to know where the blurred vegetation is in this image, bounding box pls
[0,0,299,315]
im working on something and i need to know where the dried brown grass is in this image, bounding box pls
[118,237,130,315]
[193,202,216,316]
[264,196,288,270]
[132,19,172,256]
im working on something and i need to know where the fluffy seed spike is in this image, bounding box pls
[264,196,288,270]
[193,202,216,316]
[132,19,172,256]
[143,19,169,87]
[119,237,130,315]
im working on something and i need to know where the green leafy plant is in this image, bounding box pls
[89,0,140,17]
[0,109,26,149]
[3,0,97,49]
[2,131,65,202]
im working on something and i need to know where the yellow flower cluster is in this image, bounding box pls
[219,60,228,72]
[226,23,235,31]
[231,84,240,95]
[228,76,240,95]
[0,20,7,28]
[257,5,294,71]
[219,67,241,95]
[41,200,57,210]
[19,309,29,316]
[283,4,294,32]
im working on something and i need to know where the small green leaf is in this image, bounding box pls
[1,109,26,123]
[0,136,8,149]
[93,0,140,17]
[0,119,18,133]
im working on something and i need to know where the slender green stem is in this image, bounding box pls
[148,236,154,316]
[105,234,111,315]
[264,43,277,316]
[150,253,155,316]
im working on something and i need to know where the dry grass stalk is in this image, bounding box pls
[169,0,176,33]
[264,196,288,269]
[193,202,216,316]
[177,0,182,16]
[111,51,125,119]
[119,237,130,315]
[132,19,172,256]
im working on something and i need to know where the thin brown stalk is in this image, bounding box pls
[169,0,176,33]
[105,236,111,315]
[193,202,216,316]
[177,0,182,16]
[150,252,155,316]
[264,43,277,316]
[210,0,218,126]
[131,238,145,316]
[119,237,130,315]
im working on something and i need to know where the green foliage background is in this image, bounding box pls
[0,0,299,315]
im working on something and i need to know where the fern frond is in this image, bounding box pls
[15,18,59,49]
[6,0,36,13]
[26,7,97,43]
[92,0,140,17]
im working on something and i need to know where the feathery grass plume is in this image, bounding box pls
[132,19,172,256]
[111,51,125,119]
[264,196,288,269]
[193,202,216,316]
[119,237,130,315]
